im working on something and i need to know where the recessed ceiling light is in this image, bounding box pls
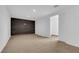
[33,9,36,12]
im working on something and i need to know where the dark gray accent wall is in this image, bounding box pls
[11,18,35,35]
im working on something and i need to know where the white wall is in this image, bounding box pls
[0,6,11,52]
[59,6,79,47]
[35,16,50,37]
[50,15,59,35]
[35,14,59,37]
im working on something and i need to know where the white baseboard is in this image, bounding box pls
[0,37,11,53]
[60,39,79,48]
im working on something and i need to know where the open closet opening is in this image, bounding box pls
[11,18,35,35]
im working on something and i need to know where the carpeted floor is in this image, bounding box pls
[2,34,79,53]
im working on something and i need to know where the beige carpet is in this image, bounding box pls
[2,34,79,53]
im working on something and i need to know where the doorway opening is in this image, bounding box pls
[50,15,59,36]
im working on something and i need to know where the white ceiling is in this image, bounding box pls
[8,5,66,20]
